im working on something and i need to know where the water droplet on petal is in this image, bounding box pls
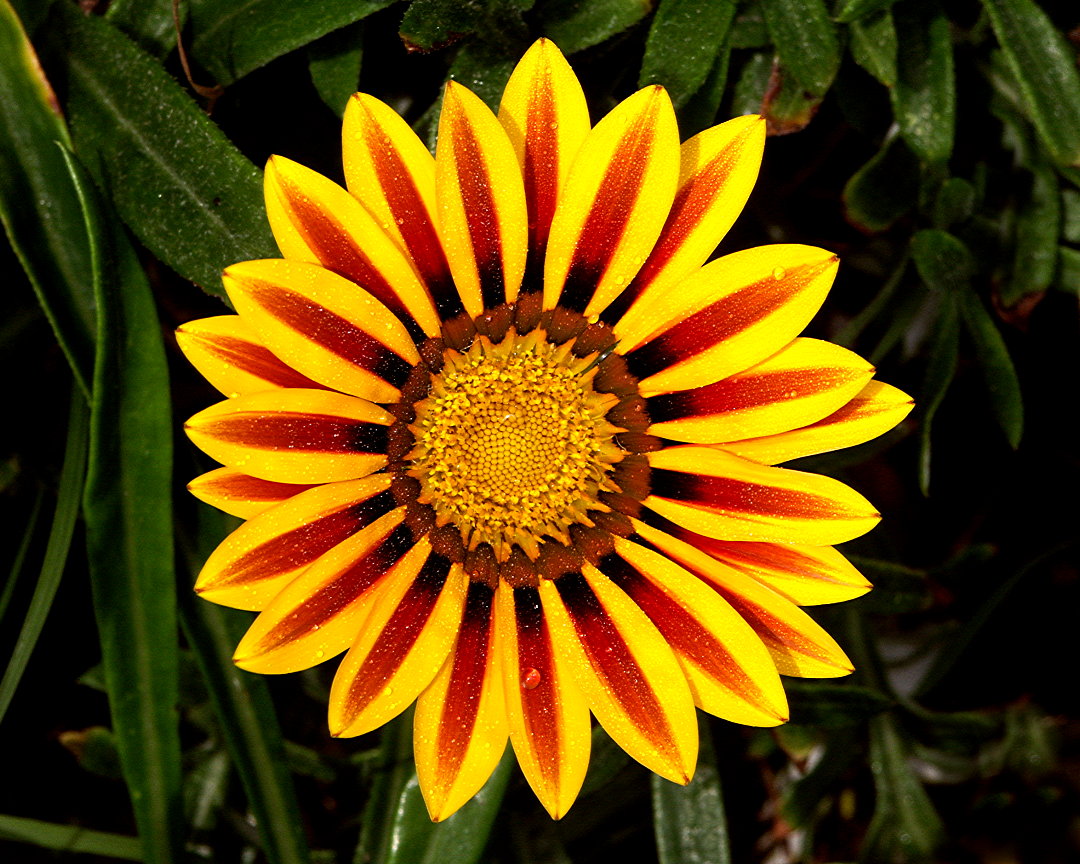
[772,266,786,280]
[383,686,394,697]
[523,668,541,690]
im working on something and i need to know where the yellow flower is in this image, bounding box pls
[179,39,913,821]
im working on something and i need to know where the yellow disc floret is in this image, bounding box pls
[409,330,623,561]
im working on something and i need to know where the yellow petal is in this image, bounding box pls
[540,567,698,784]
[494,581,590,819]
[631,523,853,678]
[544,85,680,316]
[647,337,875,443]
[723,380,915,465]
[176,315,323,398]
[615,245,839,394]
[195,475,394,610]
[342,93,463,319]
[436,82,528,316]
[224,258,419,403]
[610,534,788,726]
[184,389,391,484]
[603,115,765,324]
[232,509,415,673]
[498,38,591,274]
[658,529,871,606]
[265,155,441,338]
[187,467,316,519]
[645,446,880,545]
[414,581,509,821]
[329,559,467,737]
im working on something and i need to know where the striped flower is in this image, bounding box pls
[179,39,912,821]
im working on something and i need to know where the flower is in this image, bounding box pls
[179,39,913,821]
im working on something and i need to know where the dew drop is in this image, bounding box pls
[522,668,541,690]
[772,266,786,280]
[383,686,395,697]
[315,650,325,659]
[548,121,558,131]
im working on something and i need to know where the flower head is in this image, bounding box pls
[180,39,912,821]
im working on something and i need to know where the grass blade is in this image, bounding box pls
[0,389,88,727]
[64,146,183,863]
[179,509,310,864]
[0,813,143,860]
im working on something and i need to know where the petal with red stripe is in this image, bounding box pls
[195,475,395,610]
[436,82,528,317]
[657,526,870,606]
[233,509,418,673]
[329,556,466,737]
[494,581,590,819]
[632,523,853,678]
[342,93,462,319]
[184,389,391,484]
[646,338,875,443]
[602,115,765,324]
[605,535,788,726]
[176,315,324,397]
[224,259,419,403]
[498,38,590,282]
[265,156,440,338]
[616,245,839,395]
[544,86,680,316]
[645,446,879,545]
[540,566,697,784]
[187,467,317,520]
[414,580,509,822]
[723,380,914,465]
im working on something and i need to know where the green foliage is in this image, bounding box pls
[1,1,1076,862]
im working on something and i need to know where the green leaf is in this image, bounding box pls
[539,0,652,55]
[0,389,88,727]
[785,682,893,726]
[932,177,976,229]
[651,719,730,864]
[678,41,732,135]
[46,3,276,295]
[1062,188,1080,244]
[911,228,974,290]
[760,0,840,97]
[730,51,773,118]
[0,0,94,395]
[0,488,43,625]
[958,288,1023,448]
[189,0,397,85]
[849,9,896,88]
[1055,245,1080,294]
[862,716,944,864]
[979,0,1080,167]
[916,293,959,495]
[308,21,365,117]
[843,134,919,232]
[65,147,182,864]
[106,0,181,57]
[891,2,954,164]
[379,748,514,864]
[834,0,898,22]
[399,0,485,51]
[447,37,519,111]
[638,0,735,109]
[849,555,932,614]
[0,813,143,860]
[1001,158,1061,307]
[179,509,310,864]
[729,7,767,49]
[782,728,858,827]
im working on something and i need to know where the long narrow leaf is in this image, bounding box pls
[0,0,94,394]
[980,0,1080,167]
[892,1,955,164]
[46,3,276,295]
[0,488,43,625]
[65,147,183,864]
[958,288,1024,449]
[760,0,840,96]
[190,0,396,85]
[0,389,88,727]
[0,813,143,860]
[651,718,730,864]
[179,509,310,864]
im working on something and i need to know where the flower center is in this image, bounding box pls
[409,330,623,561]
